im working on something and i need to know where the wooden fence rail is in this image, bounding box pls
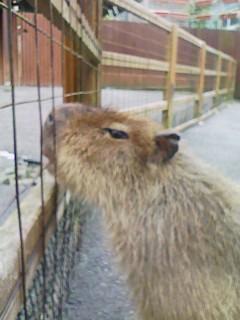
[102,0,237,128]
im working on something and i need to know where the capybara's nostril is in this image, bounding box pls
[48,113,54,123]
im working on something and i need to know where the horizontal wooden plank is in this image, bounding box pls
[220,52,236,63]
[103,52,201,74]
[203,90,216,98]
[121,100,167,115]
[23,0,101,60]
[173,94,198,105]
[206,45,235,63]
[205,70,228,76]
[219,88,228,95]
[175,103,232,133]
[176,64,200,75]
[103,51,169,71]
[120,88,233,121]
[206,46,220,57]
[178,28,204,48]
[103,52,228,77]
[174,108,219,132]
[120,89,231,120]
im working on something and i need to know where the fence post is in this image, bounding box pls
[163,24,178,128]
[215,53,222,106]
[231,61,237,99]
[227,60,234,100]
[196,42,206,117]
[96,0,102,106]
[64,36,76,103]
[1,7,10,85]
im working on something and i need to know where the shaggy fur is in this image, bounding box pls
[43,104,240,320]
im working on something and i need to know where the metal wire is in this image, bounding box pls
[61,0,65,102]
[6,0,28,318]
[0,90,100,110]
[33,0,47,318]
[49,1,60,318]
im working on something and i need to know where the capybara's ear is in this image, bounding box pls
[150,133,180,163]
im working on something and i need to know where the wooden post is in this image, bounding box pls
[231,61,237,98]
[96,0,102,106]
[64,36,76,103]
[163,25,178,128]
[2,6,10,85]
[227,60,233,99]
[215,53,222,106]
[196,43,206,117]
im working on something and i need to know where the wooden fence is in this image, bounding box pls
[187,28,240,99]
[102,0,237,128]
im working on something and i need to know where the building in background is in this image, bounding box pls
[102,0,240,30]
[104,0,190,25]
[140,0,240,30]
[140,0,190,25]
[189,0,240,30]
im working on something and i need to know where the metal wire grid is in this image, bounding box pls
[17,199,87,320]
[0,0,100,319]
[0,0,100,111]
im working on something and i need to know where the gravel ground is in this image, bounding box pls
[63,101,240,320]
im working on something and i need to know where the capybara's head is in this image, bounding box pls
[43,104,180,201]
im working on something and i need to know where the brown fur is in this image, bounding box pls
[43,104,240,320]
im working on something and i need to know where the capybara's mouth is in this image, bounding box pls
[42,140,56,161]
[44,157,55,174]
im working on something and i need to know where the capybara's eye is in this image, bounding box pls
[103,128,129,140]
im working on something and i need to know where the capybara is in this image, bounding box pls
[43,104,240,320]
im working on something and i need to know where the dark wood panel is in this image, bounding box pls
[102,65,166,89]
[19,13,62,86]
[102,21,169,61]
[186,28,240,98]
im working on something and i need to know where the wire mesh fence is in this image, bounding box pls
[0,0,100,319]
[16,198,89,320]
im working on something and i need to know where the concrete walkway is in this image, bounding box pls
[0,87,63,224]
[63,101,240,320]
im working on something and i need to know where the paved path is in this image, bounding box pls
[63,101,240,320]
[0,87,63,224]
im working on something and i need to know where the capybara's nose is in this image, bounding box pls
[43,103,98,162]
